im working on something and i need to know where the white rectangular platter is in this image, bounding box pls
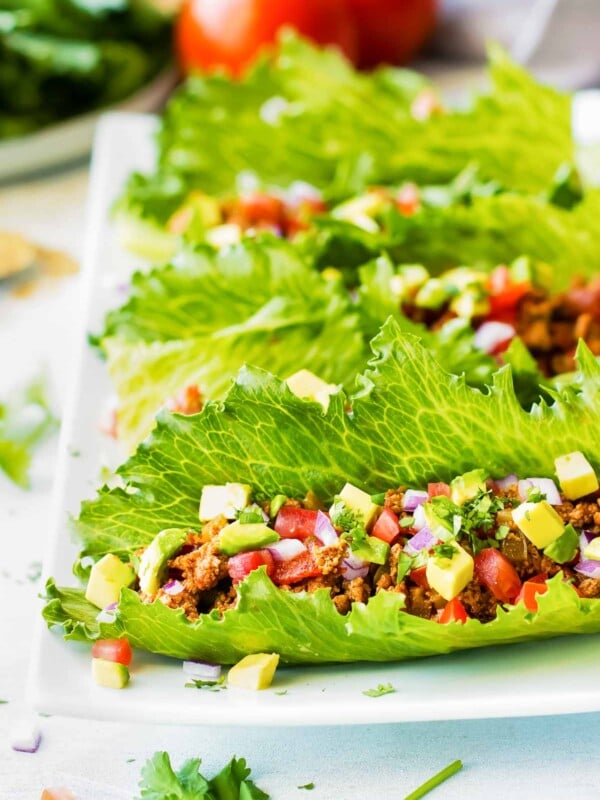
[29,113,600,727]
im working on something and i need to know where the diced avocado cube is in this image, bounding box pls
[205,223,242,248]
[218,521,279,556]
[554,451,599,500]
[92,658,130,689]
[450,469,487,506]
[423,502,453,533]
[426,542,474,601]
[414,278,448,310]
[399,264,429,291]
[512,501,565,549]
[199,483,252,522]
[351,536,390,565]
[228,653,280,690]
[583,536,600,561]
[332,191,388,223]
[449,288,490,319]
[138,528,189,596]
[545,524,579,564]
[85,554,135,610]
[338,483,381,528]
[441,266,487,292]
[286,369,337,411]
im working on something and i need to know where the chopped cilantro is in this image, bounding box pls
[298,783,315,791]
[186,676,226,691]
[126,758,136,763]
[404,759,463,800]
[496,524,510,540]
[237,504,266,524]
[433,543,456,560]
[400,516,414,528]
[362,682,396,697]
[526,487,546,503]
[330,499,361,531]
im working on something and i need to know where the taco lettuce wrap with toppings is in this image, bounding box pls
[44,321,600,664]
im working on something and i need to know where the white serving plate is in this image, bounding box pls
[28,112,600,727]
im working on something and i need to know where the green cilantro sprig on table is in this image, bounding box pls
[185,676,226,692]
[137,752,268,800]
[362,683,396,697]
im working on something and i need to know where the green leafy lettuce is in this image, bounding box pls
[0,377,57,487]
[137,752,268,800]
[44,321,600,663]
[118,35,572,232]
[98,238,365,449]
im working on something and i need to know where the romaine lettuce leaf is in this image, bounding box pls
[119,36,572,228]
[44,571,600,665]
[98,238,365,449]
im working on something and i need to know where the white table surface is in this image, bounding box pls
[3,167,600,800]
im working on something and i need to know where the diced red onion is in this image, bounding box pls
[10,718,41,753]
[314,511,338,546]
[404,527,435,556]
[183,660,222,682]
[494,474,518,491]
[96,602,117,623]
[526,478,562,506]
[265,539,306,562]
[412,504,427,531]
[163,580,184,596]
[575,560,600,579]
[341,554,369,580]
[580,530,597,552]
[517,479,533,500]
[402,490,429,512]
[474,321,516,354]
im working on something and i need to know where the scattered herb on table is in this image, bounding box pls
[298,783,315,791]
[185,676,227,691]
[362,683,396,697]
[137,752,269,799]
[274,690,288,696]
[404,760,463,800]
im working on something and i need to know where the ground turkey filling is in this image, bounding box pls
[144,484,600,624]
[404,276,600,378]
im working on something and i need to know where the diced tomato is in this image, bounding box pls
[232,192,287,229]
[439,597,468,624]
[515,579,548,612]
[91,639,133,666]
[474,548,522,603]
[165,384,204,415]
[371,508,401,545]
[409,566,429,589]
[529,572,548,584]
[487,266,530,316]
[427,482,450,498]
[274,506,318,540]
[271,550,322,586]
[228,550,275,584]
[396,182,420,216]
[41,790,76,800]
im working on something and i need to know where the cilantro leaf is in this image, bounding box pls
[362,683,396,697]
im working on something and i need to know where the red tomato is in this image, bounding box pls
[409,566,429,589]
[428,482,450,498]
[345,0,437,68]
[91,639,133,666]
[474,548,522,603]
[439,597,468,624]
[371,508,401,545]
[396,183,420,217]
[271,550,322,585]
[228,192,287,230]
[175,0,358,77]
[228,550,275,584]
[515,579,548,612]
[487,266,530,316]
[274,506,318,540]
